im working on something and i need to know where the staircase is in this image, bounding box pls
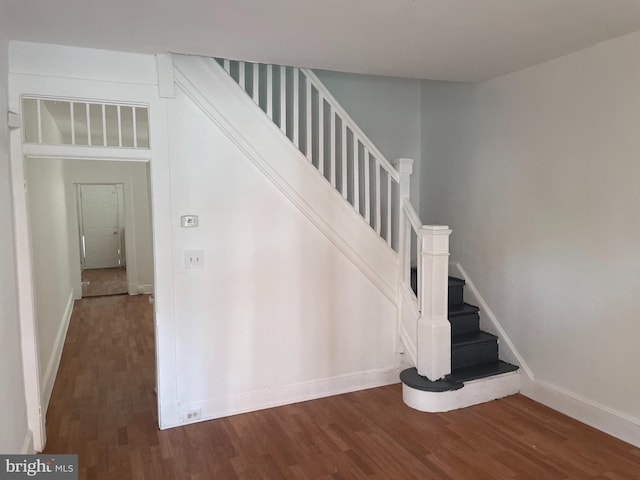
[178,54,520,412]
[402,273,519,400]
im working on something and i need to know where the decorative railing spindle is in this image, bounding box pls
[280,66,286,135]
[292,68,299,147]
[341,122,347,199]
[305,79,312,161]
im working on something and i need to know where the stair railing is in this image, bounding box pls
[395,159,452,381]
[216,58,399,249]
[215,57,451,381]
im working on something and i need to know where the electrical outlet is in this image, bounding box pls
[184,408,202,422]
[184,250,204,268]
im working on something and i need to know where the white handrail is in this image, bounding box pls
[301,68,400,183]
[214,57,401,249]
[402,198,422,233]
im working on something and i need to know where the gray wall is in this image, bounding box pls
[314,69,423,213]
[0,32,30,452]
[420,31,640,420]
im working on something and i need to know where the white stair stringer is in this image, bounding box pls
[172,55,399,301]
[403,371,521,413]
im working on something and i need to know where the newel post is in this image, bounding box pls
[417,225,452,381]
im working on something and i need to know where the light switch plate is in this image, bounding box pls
[181,215,198,228]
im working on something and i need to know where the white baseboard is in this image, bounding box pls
[160,365,404,430]
[21,430,34,454]
[403,371,520,413]
[522,377,640,448]
[41,290,74,414]
[136,284,154,294]
[128,283,153,295]
[451,261,640,447]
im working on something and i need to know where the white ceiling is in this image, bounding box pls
[3,0,640,82]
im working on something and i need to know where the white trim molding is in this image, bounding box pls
[164,365,405,429]
[41,290,75,413]
[451,261,640,448]
[522,378,640,448]
[21,431,35,454]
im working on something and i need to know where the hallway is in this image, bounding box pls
[43,295,640,479]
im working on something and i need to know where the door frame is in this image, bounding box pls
[9,55,176,451]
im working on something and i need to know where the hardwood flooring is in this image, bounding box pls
[81,267,128,297]
[44,295,640,479]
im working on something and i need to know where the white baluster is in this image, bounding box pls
[132,106,138,148]
[86,103,92,146]
[306,79,312,161]
[386,175,392,245]
[223,59,231,73]
[364,147,371,224]
[330,106,336,187]
[341,122,348,199]
[375,160,381,235]
[101,104,107,146]
[280,66,287,135]
[70,102,76,145]
[318,95,324,175]
[252,63,259,104]
[293,68,299,148]
[239,62,246,91]
[36,99,42,144]
[117,105,122,147]
[266,65,273,119]
[353,138,360,212]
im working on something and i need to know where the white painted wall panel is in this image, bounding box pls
[10,41,157,86]
[169,89,402,411]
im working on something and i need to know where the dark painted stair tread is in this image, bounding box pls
[400,367,463,392]
[452,331,497,346]
[447,360,519,383]
[410,269,466,295]
[449,303,480,317]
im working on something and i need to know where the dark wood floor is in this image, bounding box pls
[44,295,640,479]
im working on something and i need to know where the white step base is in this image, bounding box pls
[402,371,520,412]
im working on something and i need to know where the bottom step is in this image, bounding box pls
[448,360,519,383]
[401,367,520,413]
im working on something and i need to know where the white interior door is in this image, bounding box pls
[80,184,121,269]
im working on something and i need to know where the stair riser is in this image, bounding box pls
[449,285,464,307]
[450,313,479,336]
[452,342,498,370]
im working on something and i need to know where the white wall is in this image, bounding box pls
[63,160,154,294]
[24,158,75,411]
[314,70,423,213]
[167,87,402,420]
[421,32,640,426]
[0,31,31,454]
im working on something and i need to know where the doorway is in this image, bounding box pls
[77,183,128,297]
